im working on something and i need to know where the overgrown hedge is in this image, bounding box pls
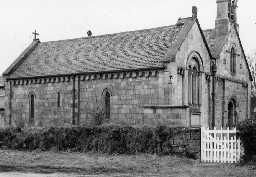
[0,126,200,156]
[238,119,256,161]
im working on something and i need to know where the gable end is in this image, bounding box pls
[3,40,40,77]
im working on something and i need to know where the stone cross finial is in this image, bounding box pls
[32,30,39,41]
[230,0,238,23]
[232,0,238,7]
[87,30,92,37]
[192,6,198,19]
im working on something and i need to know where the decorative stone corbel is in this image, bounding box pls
[138,71,144,77]
[151,70,158,77]
[113,73,119,79]
[120,72,125,79]
[132,72,137,78]
[177,67,185,76]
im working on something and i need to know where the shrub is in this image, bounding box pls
[238,119,256,161]
[0,125,200,158]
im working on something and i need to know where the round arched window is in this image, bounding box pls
[29,94,35,125]
[105,91,111,120]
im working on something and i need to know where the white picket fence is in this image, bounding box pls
[201,127,242,163]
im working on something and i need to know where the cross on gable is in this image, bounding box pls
[32,30,39,41]
[226,49,240,56]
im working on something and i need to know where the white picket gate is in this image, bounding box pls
[201,127,242,163]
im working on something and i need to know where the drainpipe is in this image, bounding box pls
[211,59,217,129]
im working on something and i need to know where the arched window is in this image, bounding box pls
[105,91,111,120]
[192,67,199,105]
[188,57,201,107]
[57,92,61,107]
[227,99,237,128]
[230,47,236,74]
[29,94,35,125]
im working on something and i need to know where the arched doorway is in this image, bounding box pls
[227,99,236,128]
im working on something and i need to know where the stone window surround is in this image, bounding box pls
[186,51,203,111]
[57,92,61,108]
[230,46,236,75]
[229,44,237,76]
[227,97,238,128]
[102,88,111,121]
[28,92,35,126]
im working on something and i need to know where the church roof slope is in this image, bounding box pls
[203,29,228,59]
[4,17,195,78]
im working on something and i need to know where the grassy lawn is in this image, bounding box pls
[0,150,255,177]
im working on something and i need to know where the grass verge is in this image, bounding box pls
[0,150,255,177]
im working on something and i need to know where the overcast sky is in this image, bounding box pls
[0,0,255,74]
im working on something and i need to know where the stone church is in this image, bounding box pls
[2,0,252,128]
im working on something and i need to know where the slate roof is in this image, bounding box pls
[203,29,228,59]
[4,17,195,78]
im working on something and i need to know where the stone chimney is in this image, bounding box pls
[215,0,238,36]
[192,6,198,19]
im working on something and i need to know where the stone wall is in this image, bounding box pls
[175,22,212,128]
[213,25,251,127]
[9,81,73,127]
[80,74,161,125]
[214,79,249,128]
[165,128,201,155]
[79,75,161,126]
[6,70,189,128]
[79,71,187,127]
